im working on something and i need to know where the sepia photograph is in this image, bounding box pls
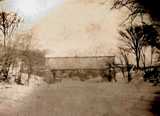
[0,0,159,116]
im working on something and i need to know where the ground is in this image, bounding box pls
[0,75,159,116]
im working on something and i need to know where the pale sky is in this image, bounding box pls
[1,0,126,57]
[2,0,63,24]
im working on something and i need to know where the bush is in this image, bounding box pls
[143,66,160,85]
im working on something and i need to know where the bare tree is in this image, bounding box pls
[119,25,145,69]
[119,47,133,82]
[110,1,160,67]
[0,11,21,81]
[15,32,46,85]
[0,11,21,49]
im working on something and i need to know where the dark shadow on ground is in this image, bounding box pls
[150,91,160,116]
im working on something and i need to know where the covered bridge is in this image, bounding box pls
[44,56,115,80]
[45,56,115,70]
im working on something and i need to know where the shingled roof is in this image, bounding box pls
[45,56,115,70]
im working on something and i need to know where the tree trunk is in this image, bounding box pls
[136,55,140,69]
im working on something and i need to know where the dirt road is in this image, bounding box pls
[0,78,159,116]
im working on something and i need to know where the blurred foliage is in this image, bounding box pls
[112,0,160,23]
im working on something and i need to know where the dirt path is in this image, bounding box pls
[0,78,159,116]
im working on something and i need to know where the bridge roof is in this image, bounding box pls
[46,56,115,70]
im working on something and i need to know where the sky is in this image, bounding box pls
[0,0,126,57]
[1,0,63,25]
